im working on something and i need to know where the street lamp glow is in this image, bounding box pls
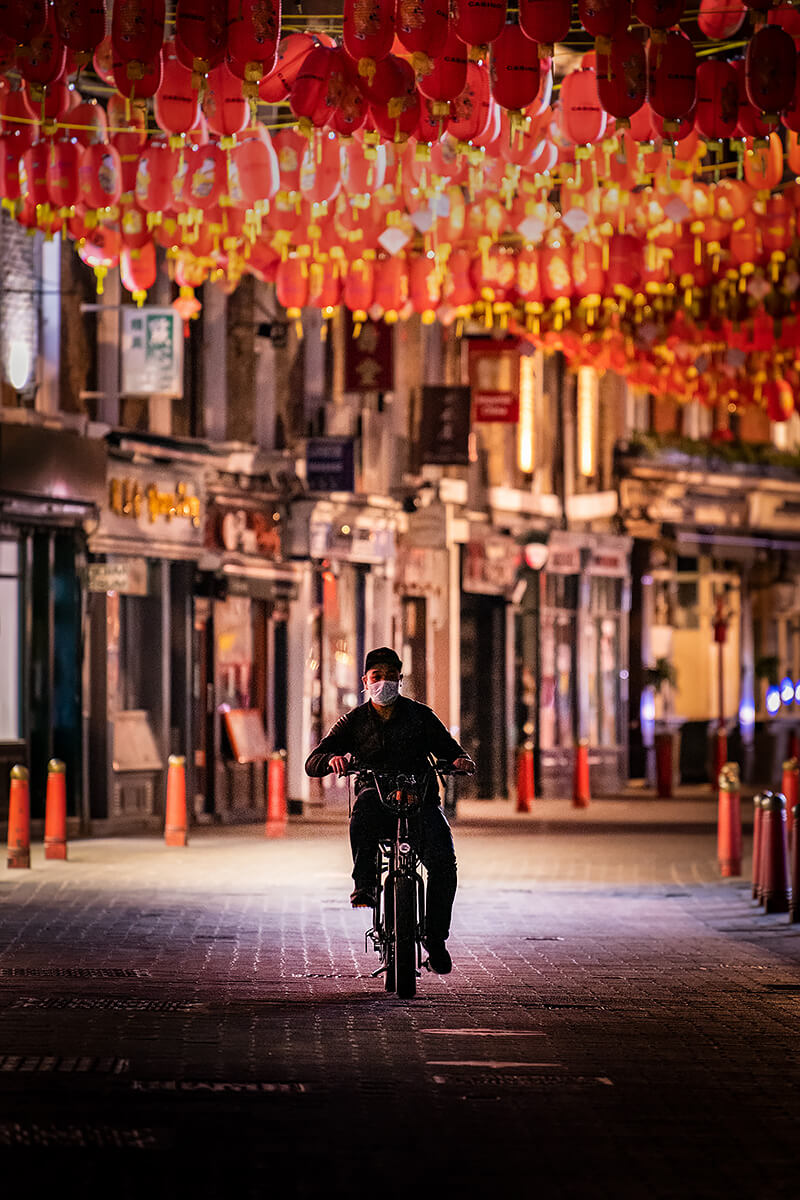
[518,354,535,474]
[7,341,31,391]
[781,676,794,704]
[766,686,781,715]
[577,366,597,478]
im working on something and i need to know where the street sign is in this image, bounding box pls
[121,307,183,397]
[305,438,355,493]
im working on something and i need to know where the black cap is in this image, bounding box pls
[363,646,402,674]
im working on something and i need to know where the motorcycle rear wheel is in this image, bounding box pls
[383,878,396,992]
[394,874,417,999]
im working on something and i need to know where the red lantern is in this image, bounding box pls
[540,243,572,304]
[646,30,696,122]
[120,199,151,250]
[299,130,341,206]
[0,132,22,203]
[204,62,249,137]
[448,62,492,142]
[120,239,157,304]
[560,67,608,145]
[112,0,165,83]
[762,191,794,261]
[1,87,39,152]
[410,254,441,322]
[452,0,507,51]
[135,139,178,213]
[416,93,450,143]
[595,28,647,122]
[78,219,121,292]
[697,0,746,41]
[228,128,279,208]
[307,258,341,314]
[732,57,772,138]
[15,5,66,91]
[46,136,81,212]
[519,0,570,55]
[18,141,51,208]
[395,0,449,67]
[290,45,338,127]
[343,0,394,78]
[0,0,47,44]
[276,255,309,318]
[695,60,738,141]
[343,257,376,329]
[765,377,794,422]
[417,27,468,104]
[743,132,784,191]
[175,0,227,75]
[578,1,631,46]
[226,0,280,87]
[69,100,108,148]
[272,127,306,192]
[342,137,387,197]
[182,140,227,210]
[491,21,540,113]
[607,233,644,296]
[745,25,797,122]
[113,48,163,99]
[634,1,686,36]
[259,33,314,102]
[53,0,106,64]
[769,4,800,45]
[154,42,201,137]
[374,254,409,319]
[79,141,123,210]
[370,58,421,143]
[326,55,368,137]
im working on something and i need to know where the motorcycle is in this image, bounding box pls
[345,759,466,999]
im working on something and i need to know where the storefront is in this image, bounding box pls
[460,525,519,800]
[0,422,106,827]
[516,530,631,797]
[86,444,204,830]
[196,487,301,823]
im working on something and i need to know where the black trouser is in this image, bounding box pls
[349,790,457,942]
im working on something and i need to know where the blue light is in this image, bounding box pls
[781,676,795,704]
[766,686,781,715]
[739,699,756,731]
[795,683,800,704]
[640,689,655,747]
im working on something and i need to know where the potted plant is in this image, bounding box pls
[645,658,678,798]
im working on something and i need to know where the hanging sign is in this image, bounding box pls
[473,391,519,423]
[305,438,355,493]
[413,385,471,468]
[121,307,183,397]
[344,316,394,392]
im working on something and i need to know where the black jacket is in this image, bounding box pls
[304,696,470,805]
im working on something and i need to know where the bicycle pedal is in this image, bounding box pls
[422,958,432,972]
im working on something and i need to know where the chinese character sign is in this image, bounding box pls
[121,307,183,397]
[344,315,394,393]
[412,385,471,468]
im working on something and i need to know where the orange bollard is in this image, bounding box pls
[790,805,800,924]
[44,758,67,860]
[164,755,188,847]
[712,727,727,792]
[717,762,741,877]
[516,742,534,813]
[752,793,765,901]
[572,738,590,809]
[760,792,791,914]
[7,764,30,869]
[781,758,798,838]
[265,750,288,838]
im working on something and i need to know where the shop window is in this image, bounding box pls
[675,578,699,630]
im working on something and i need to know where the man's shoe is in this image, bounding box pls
[350,886,377,908]
[424,938,452,975]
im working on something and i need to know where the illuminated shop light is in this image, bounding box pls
[7,341,32,391]
[577,366,597,478]
[766,686,781,715]
[739,699,755,731]
[518,354,535,474]
[781,676,795,704]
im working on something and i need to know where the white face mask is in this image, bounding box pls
[368,679,400,705]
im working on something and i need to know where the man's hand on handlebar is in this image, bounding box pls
[328,754,351,777]
[452,757,475,775]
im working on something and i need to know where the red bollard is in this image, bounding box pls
[712,727,727,792]
[44,758,67,860]
[717,762,742,877]
[266,750,288,837]
[781,757,798,838]
[572,738,590,809]
[164,755,188,847]
[760,792,791,914]
[7,764,31,869]
[516,742,534,813]
[790,730,800,762]
[790,805,800,924]
[752,793,765,901]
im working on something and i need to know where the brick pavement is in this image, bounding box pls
[0,793,798,1199]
